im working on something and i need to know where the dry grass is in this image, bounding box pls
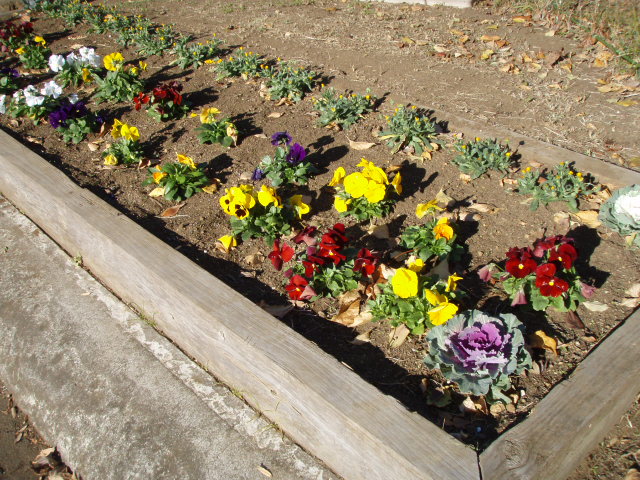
[493,0,640,74]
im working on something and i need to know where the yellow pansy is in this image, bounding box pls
[391,172,402,195]
[446,273,462,292]
[104,52,124,71]
[334,196,351,213]
[406,257,424,273]
[130,66,139,75]
[103,154,118,166]
[34,36,46,46]
[15,47,25,55]
[82,68,93,83]
[138,60,147,71]
[415,200,443,219]
[433,217,454,241]
[152,171,167,183]
[177,153,197,170]
[120,123,140,142]
[391,268,418,299]
[217,235,237,253]
[220,187,256,219]
[358,158,388,185]
[289,195,310,219]
[343,172,369,198]
[204,59,215,64]
[364,182,386,203]
[428,302,458,326]
[424,288,447,306]
[110,119,124,139]
[199,107,220,124]
[257,185,282,207]
[328,167,346,187]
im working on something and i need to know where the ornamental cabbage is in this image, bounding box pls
[599,184,640,248]
[423,310,531,403]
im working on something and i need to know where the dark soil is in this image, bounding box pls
[1,1,639,478]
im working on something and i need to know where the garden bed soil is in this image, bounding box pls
[1,1,640,477]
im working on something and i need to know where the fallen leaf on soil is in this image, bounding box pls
[385,164,403,173]
[435,189,454,208]
[159,203,185,218]
[348,138,376,150]
[621,283,640,308]
[202,181,220,194]
[490,402,506,416]
[500,178,518,186]
[545,50,562,66]
[468,203,496,213]
[480,49,494,60]
[582,301,609,312]
[333,295,372,327]
[624,469,640,480]
[87,142,101,152]
[512,15,532,23]
[565,310,586,329]
[137,158,152,170]
[148,187,165,197]
[253,133,268,139]
[481,34,501,42]
[545,30,556,37]
[571,210,601,228]
[257,466,273,478]
[459,397,479,414]
[459,173,472,184]
[388,324,410,348]
[259,301,293,319]
[26,135,43,145]
[459,212,480,222]
[629,157,640,168]
[244,252,264,266]
[368,223,389,239]
[617,99,639,107]
[350,330,371,345]
[267,111,283,118]
[530,330,558,355]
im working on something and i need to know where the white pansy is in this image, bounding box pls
[0,95,6,114]
[24,86,45,106]
[614,193,640,224]
[40,80,63,98]
[65,52,79,66]
[48,54,66,73]
[79,47,101,68]
[68,93,79,104]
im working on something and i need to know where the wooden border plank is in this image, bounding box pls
[480,309,640,480]
[0,132,480,479]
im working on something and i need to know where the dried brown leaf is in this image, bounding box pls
[87,142,100,152]
[571,210,601,228]
[582,301,609,312]
[565,310,586,329]
[459,173,472,184]
[348,138,376,150]
[435,189,454,208]
[624,469,640,480]
[368,223,389,239]
[350,330,372,345]
[529,330,558,355]
[148,187,165,198]
[257,466,273,478]
[388,324,410,348]
[267,111,284,118]
[259,301,294,319]
[468,203,496,213]
[159,203,185,218]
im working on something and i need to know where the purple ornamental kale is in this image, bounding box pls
[286,142,306,165]
[448,322,511,375]
[271,131,292,146]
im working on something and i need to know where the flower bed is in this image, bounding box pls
[1,0,639,452]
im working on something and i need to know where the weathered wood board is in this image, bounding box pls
[480,308,640,480]
[0,131,480,479]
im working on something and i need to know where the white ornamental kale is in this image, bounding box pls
[599,184,640,248]
[48,54,66,73]
[423,310,531,404]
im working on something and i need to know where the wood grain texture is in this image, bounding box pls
[480,308,640,480]
[0,131,479,479]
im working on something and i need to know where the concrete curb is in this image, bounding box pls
[0,195,336,480]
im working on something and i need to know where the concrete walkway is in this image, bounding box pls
[0,195,336,480]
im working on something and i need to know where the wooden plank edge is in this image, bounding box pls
[436,109,640,189]
[479,308,640,480]
[0,132,480,479]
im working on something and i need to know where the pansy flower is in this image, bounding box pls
[548,243,578,270]
[505,247,538,278]
[285,275,315,301]
[535,263,569,297]
[353,248,378,276]
[271,131,292,146]
[286,143,306,165]
[268,239,295,271]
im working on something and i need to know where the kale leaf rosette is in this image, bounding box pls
[599,184,640,248]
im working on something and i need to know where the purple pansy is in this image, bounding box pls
[286,142,306,164]
[49,100,89,129]
[251,168,265,181]
[271,131,292,146]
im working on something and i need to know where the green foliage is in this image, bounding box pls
[215,49,265,79]
[311,87,375,129]
[517,162,598,211]
[143,162,210,202]
[0,72,20,94]
[229,204,296,244]
[336,193,395,221]
[196,118,237,147]
[57,116,99,144]
[171,36,222,69]
[311,259,361,297]
[17,43,51,69]
[451,137,514,179]
[256,142,316,187]
[599,184,640,248]
[399,218,462,263]
[266,61,316,103]
[93,69,144,103]
[102,138,144,166]
[378,105,439,158]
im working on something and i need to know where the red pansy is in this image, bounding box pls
[535,263,569,297]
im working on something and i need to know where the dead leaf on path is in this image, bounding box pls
[137,158,152,170]
[513,15,532,23]
[529,330,558,355]
[202,179,221,194]
[148,187,165,197]
[629,157,640,168]
[26,135,43,145]
[545,51,562,66]
[388,324,410,348]
[500,178,518,186]
[159,203,185,218]
[87,142,101,152]
[257,466,273,478]
[593,49,614,68]
[259,301,293,319]
[481,34,501,42]
[333,293,372,327]
[571,210,601,228]
[348,138,376,150]
[553,211,571,230]
[244,252,264,266]
[617,99,639,107]
[350,330,372,345]
[459,173,472,184]
[468,202,496,213]
[435,189,454,208]
[368,223,390,239]
[565,310,586,329]
[267,111,283,118]
[253,133,268,139]
[545,30,556,37]
[621,283,640,308]
[481,49,494,60]
[582,301,609,312]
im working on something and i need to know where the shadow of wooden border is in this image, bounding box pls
[1,128,639,479]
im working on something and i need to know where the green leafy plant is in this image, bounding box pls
[134,23,178,57]
[144,154,210,202]
[517,162,598,211]
[133,81,189,122]
[265,61,316,103]
[6,82,63,124]
[599,184,640,248]
[328,159,402,221]
[399,214,462,264]
[48,99,101,144]
[253,132,316,187]
[451,137,514,179]
[171,35,222,69]
[369,267,462,335]
[16,37,51,69]
[0,67,20,94]
[93,53,145,103]
[193,107,237,147]
[219,185,309,243]
[215,48,265,80]
[377,105,440,159]
[423,310,531,404]
[311,87,375,129]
